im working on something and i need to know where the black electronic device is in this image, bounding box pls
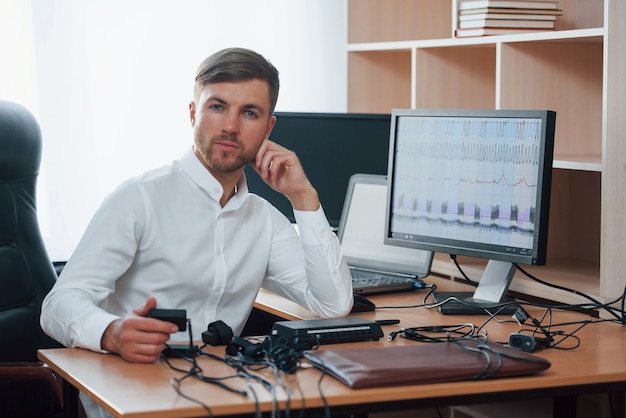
[384,109,556,315]
[351,294,376,313]
[202,320,234,346]
[270,317,384,345]
[163,343,199,358]
[508,333,538,352]
[147,308,187,331]
[244,111,391,228]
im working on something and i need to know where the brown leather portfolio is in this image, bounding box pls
[303,339,551,389]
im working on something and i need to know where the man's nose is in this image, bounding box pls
[222,111,240,134]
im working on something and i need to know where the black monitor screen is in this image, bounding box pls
[384,109,556,308]
[244,112,391,228]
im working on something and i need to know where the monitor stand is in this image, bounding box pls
[432,260,520,315]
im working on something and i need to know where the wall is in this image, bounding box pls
[0,0,347,260]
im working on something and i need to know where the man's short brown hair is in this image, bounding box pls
[194,48,280,114]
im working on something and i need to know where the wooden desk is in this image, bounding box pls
[40,277,626,418]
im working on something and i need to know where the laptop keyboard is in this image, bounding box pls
[351,269,416,286]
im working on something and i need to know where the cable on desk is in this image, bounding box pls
[301,354,332,418]
[213,333,324,418]
[170,375,214,417]
[454,337,497,379]
[204,351,270,418]
[455,338,552,380]
[159,320,281,418]
[450,254,626,323]
[515,307,594,351]
[387,323,485,343]
[514,263,626,322]
[622,287,626,325]
[374,282,439,310]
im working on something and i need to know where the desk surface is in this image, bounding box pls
[40,277,626,418]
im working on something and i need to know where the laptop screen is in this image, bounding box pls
[337,174,433,277]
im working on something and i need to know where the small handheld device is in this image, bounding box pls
[147,308,187,332]
[162,343,199,358]
[509,333,537,352]
[509,333,551,352]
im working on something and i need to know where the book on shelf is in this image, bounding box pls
[455,27,550,37]
[459,18,555,29]
[459,13,558,21]
[458,1,560,11]
[459,7,563,16]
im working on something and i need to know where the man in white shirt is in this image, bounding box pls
[40,48,353,367]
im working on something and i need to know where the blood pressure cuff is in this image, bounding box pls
[303,338,550,389]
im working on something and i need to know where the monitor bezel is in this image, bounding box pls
[384,108,556,267]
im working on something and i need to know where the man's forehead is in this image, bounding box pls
[200,80,270,103]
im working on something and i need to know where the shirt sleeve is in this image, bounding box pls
[264,205,354,317]
[40,182,143,352]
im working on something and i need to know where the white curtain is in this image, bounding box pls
[1,0,347,261]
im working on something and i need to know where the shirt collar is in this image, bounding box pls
[180,147,249,206]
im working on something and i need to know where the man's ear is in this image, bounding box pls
[189,101,196,126]
[264,115,277,139]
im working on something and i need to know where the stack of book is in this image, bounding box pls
[455,0,562,38]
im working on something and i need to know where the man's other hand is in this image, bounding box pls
[100,297,179,363]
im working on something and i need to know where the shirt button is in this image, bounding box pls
[216,248,223,255]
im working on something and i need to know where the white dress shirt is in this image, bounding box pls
[41,148,353,352]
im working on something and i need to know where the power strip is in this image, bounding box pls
[270,317,383,345]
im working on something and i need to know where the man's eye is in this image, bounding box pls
[244,110,258,118]
[209,104,224,111]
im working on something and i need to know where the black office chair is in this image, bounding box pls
[0,100,63,417]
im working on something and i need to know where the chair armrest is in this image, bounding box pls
[0,361,64,408]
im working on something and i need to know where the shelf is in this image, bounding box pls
[347,0,626,310]
[553,156,603,172]
[346,28,604,51]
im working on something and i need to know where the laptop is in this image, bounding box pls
[337,174,434,295]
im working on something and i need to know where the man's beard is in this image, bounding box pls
[195,132,256,173]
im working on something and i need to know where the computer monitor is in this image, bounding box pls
[244,112,391,228]
[384,108,556,313]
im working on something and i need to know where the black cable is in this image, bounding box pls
[424,291,520,315]
[513,307,594,351]
[237,370,262,418]
[450,253,626,322]
[162,349,249,396]
[374,283,438,309]
[622,287,626,325]
[267,334,314,418]
[478,340,549,372]
[170,374,214,417]
[267,359,292,418]
[450,254,478,287]
[161,320,279,413]
[514,263,625,321]
[214,352,274,392]
[451,337,550,380]
[302,355,331,418]
[219,352,267,418]
[540,316,589,351]
[461,340,497,379]
[388,323,485,343]
[290,374,307,418]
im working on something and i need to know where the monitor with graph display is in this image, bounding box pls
[384,108,556,313]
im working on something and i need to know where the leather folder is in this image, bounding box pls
[303,339,551,389]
